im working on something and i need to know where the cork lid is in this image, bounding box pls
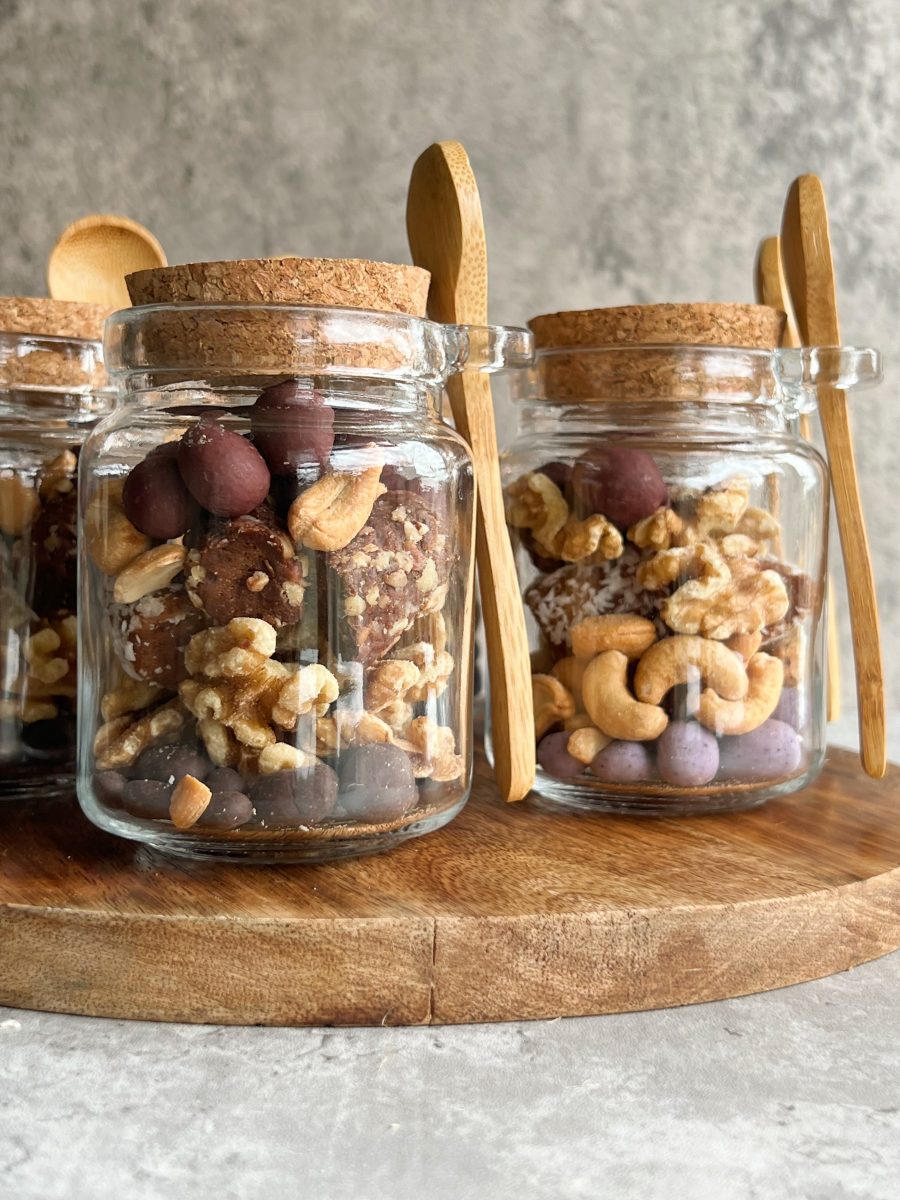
[0,296,109,390]
[121,257,433,381]
[127,257,431,316]
[527,303,787,402]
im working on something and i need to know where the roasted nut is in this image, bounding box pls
[390,641,454,702]
[551,657,587,708]
[257,742,318,774]
[184,617,278,678]
[725,631,763,661]
[507,472,569,551]
[566,726,611,764]
[0,473,39,536]
[628,507,685,550]
[366,659,421,712]
[697,652,784,735]
[634,635,748,707]
[569,614,658,660]
[581,651,668,741]
[38,450,77,502]
[288,457,386,551]
[169,773,212,829]
[689,570,791,640]
[532,673,577,740]
[270,663,340,728]
[93,699,185,770]
[85,481,152,575]
[23,628,69,685]
[113,544,187,604]
[398,716,464,781]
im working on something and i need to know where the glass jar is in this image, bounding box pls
[77,301,530,861]
[0,300,110,799]
[499,305,880,815]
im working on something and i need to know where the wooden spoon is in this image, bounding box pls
[407,141,535,802]
[780,175,885,778]
[755,234,841,723]
[48,214,166,309]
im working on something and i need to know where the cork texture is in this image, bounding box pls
[0,297,108,390]
[528,304,786,402]
[126,257,431,316]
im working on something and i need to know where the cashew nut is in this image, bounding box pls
[551,656,587,708]
[566,726,611,764]
[634,635,748,706]
[570,614,658,660]
[725,631,762,662]
[532,673,576,740]
[581,651,668,742]
[697,652,784,735]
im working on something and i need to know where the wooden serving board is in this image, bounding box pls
[2,747,899,1027]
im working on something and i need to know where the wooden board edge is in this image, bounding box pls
[0,907,436,1027]
[430,871,900,1024]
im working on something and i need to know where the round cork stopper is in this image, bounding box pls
[126,257,431,317]
[527,304,786,402]
[0,296,111,342]
[0,297,109,390]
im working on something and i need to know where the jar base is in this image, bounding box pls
[0,773,75,802]
[528,761,823,817]
[79,793,470,864]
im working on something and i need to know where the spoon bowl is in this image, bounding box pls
[48,214,166,310]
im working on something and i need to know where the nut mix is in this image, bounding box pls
[509,448,816,795]
[88,379,464,840]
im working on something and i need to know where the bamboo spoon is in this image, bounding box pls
[780,175,885,778]
[755,235,841,723]
[48,214,167,309]
[407,141,535,802]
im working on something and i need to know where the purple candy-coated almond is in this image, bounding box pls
[657,721,719,787]
[537,731,586,779]
[717,719,803,782]
[590,740,656,784]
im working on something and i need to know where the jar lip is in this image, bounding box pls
[518,343,882,407]
[104,302,533,385]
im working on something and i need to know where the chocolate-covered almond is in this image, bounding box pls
[572,447,667,529]
[337,744,417,823]
[178,418,271,517]
[250,762,338,826]
[195,791,254,830]
[123,444,197,539]
[120,778,172,819]
[250,379,335,475]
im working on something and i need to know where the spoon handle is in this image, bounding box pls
[780,176,886,778]
[445,371,536,802]
[755,234,841,722]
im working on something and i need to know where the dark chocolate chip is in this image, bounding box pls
[194,791,254,830]
[337,744,417,824]
[120,778,172,820]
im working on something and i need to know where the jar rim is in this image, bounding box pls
[104,302,533,386]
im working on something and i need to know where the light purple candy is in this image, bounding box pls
[590,740,656,783]
[772,686,807,732]
[537,731,585,779]
[717,718,803,781]
[657,721,719,787]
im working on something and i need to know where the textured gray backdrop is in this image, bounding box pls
[0,0,896,708]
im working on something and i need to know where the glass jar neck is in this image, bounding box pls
[514,397,796,439]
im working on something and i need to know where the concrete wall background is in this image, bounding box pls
[0,0,896,708]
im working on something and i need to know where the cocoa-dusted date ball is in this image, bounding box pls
[178,417,271,518]
[572,446,667,529]
[656,721,719,787]
[537,731,585,779]
[123,443,197,540]
[250,761,339,826]
[250,379,335,475]
[337,744,417,823]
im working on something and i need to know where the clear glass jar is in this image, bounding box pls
[77,303,530,861]
[500,334,880,815]
[0,321,109,799]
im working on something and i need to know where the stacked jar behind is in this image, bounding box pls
[501,303,876,815]
[0,298,111,798]
[76,259,530,861]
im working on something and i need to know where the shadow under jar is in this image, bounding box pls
[0,302,111,799]
[78,302,530,861]
[500,304,880,815]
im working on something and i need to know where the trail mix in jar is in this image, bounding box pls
[507,447,818,799]
[84,381,467,847]
[0,448,80,779]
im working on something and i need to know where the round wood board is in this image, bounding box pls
[2,747,899,1027]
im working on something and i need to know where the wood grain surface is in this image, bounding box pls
[2,747,899,1026]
